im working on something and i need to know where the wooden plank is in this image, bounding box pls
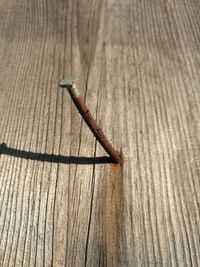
[0,0,200,266]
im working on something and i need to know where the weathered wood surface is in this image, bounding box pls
[0,0,200,266]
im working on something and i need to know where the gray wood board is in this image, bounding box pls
[0,0,199,266]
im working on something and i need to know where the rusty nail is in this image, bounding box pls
[59,76,120,163]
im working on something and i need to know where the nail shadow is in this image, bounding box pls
[0,143,113,165]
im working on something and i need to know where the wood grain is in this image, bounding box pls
[0,0,200,266]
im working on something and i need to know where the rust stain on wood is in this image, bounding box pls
[104,153,124,266]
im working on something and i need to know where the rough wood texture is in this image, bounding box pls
[0,0,200,266]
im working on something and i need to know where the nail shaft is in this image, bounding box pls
[59,76,120,163]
